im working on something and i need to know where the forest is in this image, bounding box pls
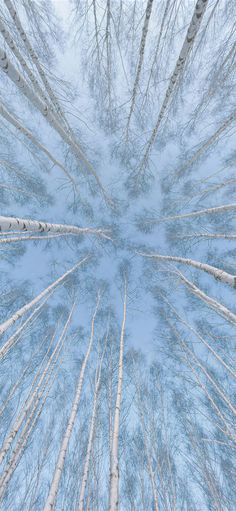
[0,0,235,509]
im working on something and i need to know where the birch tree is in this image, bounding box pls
[0,215,111,240]
[77,347,104,511]
[43,293,101,511]
[138,252,236,287]
[0,257,88,339]
[125,0,154,137]
[109,271,127,511]
[138,0,209,174]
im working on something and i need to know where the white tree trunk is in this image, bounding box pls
[157,203,236,223]
[0,46,109,201]
[175,233,236,240]
[0,291,53,359]
[0,17,59,115]
[77,359,103,510]
[176,269,236,327]
[43,294,101,511]
[0,215,111,240]
[126,0,154,135]
[0,306,74,465]
[139,0,209,171]
[0,257,88,338]
[139,252,236,287]
[181,338,236,416]
[178,111,236,174]
[4,0,70,132]
[162,294,236,380]
[0,102,77,188]
[109,279,127,511]
[0,351,62,503]
[0,233,78,245]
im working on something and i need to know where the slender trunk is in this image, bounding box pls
[136,391,159,510]
[181,338,236,416]
[161,294,236,380]
[0,17,61,119]
[181,353,236,444]
[0,333,48,417]
[139,252,236,287]
[77,359,103,510]
[0,46,108,200]
[0,257,88,338]
[0,102,77,189]
[109,279,127,511]
[126,0,154,135]
[178,111,236,175]
[174,233,236,240]
[151,203,236,224]
[142,0,171,105]
[176,269,236,327]
[0,215,111,240]
[138,0,209,172]
[0,291,53,359]
[0,307,74,464]
[4,0,70,132]
[43,294,101,511]
[0,354,62,503]
[0,233,78,244]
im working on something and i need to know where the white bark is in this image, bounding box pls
[139,252,236,287]
[0,215,111,240]
[181,339,236,417]
[4,0,70,132]
[156,203,236,223]
[139,0,209,171]
[0,17,58,114]
[178,111,236,174]
[0,291,53,359]
[174,233,236,240]
[77,359,103,511]
[0,350,63,503]
[134,371,159,511]
[0,307,74,465]
[109,279,127,511]
[0,102,77,188]
[182,354,236,444]
[43,294,101,511]
[0,46,108,199]
[0,257,88,338]
[176,269,236,327]
[126,0,154,135]
[162,295,236,380]
[0,233,77,244]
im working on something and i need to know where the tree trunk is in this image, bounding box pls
[43,294,101,511]
[0,102,77,189]
[126,0,154,135]
[139,252,236,287]
[177,269,236,327]
[0,257,88,338]
[0,215,110,239]
[109,279,127,511]
[0,306,74,465]
[139,0,209,172]
[77,357,103,510]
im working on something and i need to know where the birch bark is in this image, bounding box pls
[0,257,88,338]
[0,215,111,239]
[109,279,127,511]
[0,306,74,464]
[77,356,103,510]
[43,294,101,511]
[139,0,209,172]
[139,252,236,287]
